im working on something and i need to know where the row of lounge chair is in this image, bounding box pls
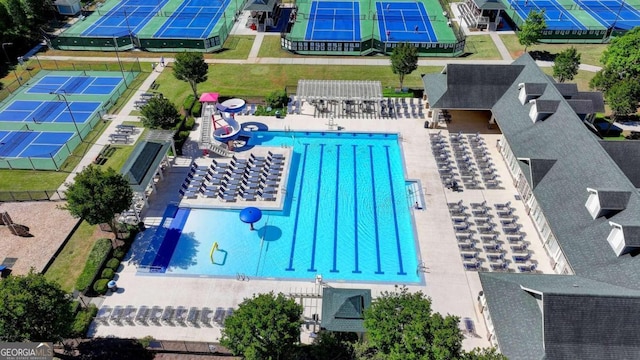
[449,200,537,273]
[95,305,234,327]
[180,152,286,202]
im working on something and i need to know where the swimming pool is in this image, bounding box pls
[139,131,421,283]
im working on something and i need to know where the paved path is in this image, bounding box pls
[490,32,513,61]
[38,54,601,71]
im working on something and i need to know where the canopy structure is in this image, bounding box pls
[297,80,383,102]
[199,93,219,103]
[120,130,176,211]
[321,288,371,334]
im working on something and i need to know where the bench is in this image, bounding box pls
[116,124,135,134]
[109,134,130,144]
[149,81,159,90]
[93,144,115,165]
[134,100,147,108]
[140,93,155,99]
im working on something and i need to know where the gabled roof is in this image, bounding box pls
[573,92,605,113]
[599,141,640,188]
[480,273,640,360]
[529,158,556,189]
[422,64,524,109]
[473,0,507,10]
[121,138,172,193]
[553,83,578,98]
[566,99,594,115]
[321,288,371,333]
[596,190,631,211]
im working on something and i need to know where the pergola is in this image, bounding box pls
[120,130,176,213]
[297,80,383,102]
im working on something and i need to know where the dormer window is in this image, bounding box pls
[584,188,630,219]
[519,83,547,105]
[585,188,600,219]
[529,100,560,123]
[607,222,640,256]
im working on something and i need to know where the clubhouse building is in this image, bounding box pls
[422,54,640,359]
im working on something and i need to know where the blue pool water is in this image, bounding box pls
[140,131,421,283]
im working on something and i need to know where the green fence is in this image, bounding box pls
[0,190,66,202]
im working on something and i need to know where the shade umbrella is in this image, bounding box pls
[240,207,262,231]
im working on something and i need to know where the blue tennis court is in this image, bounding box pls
[82,0,170,37]
[377,2,437,42]
[154,0,231,38]
[578,0,640,29]
[305,1,361,41]
[26,75,123,95]
[0,100,102,124]
[0,131,74,158]
[510,0,586,29]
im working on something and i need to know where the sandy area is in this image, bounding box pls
[0,201,80,274]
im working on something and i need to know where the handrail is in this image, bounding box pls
[210,241,219,264]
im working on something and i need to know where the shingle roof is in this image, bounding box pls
[566,99,594,115]
[426,53,640,360]
[599,141,640,188]
[597,190,631,210]
[553,83,578,98]
[490,54,640,278]
[121,141,171,193]
[480,273,640,360]
[429,64,524,109]
[321,288,371,333]
[473,0,507,9]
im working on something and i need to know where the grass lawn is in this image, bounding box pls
[499,34,606,66]
[540,68,594,91]
[464,35,502,60]
[258,36,302,58]
[158,64,442,107]
[100,145,135,171]
[44,221,99,293]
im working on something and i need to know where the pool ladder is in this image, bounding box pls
[416,261,429,275]
[236,273,249,281]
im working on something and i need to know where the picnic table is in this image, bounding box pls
[109,133,130,143]
[116,124,135,134]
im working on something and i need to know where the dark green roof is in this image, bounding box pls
[321,288,371,333]
[120,140,171,193]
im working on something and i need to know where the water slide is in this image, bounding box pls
[212,99,245,142]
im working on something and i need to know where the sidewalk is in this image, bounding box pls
[56,63,167,194]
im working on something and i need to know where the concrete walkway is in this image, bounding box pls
[490,32,513,61]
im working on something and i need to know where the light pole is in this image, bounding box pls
[50,91,83,142]
[112,37,128,88]
[2,43,21,86]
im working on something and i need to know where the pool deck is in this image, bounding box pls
[91,105,553,350]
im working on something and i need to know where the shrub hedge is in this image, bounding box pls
[75,239,112,292]
[101,268,115,280]
[113,247,126,260]
[184,117,195,130]
[265,89,288,108]
[93,279,109,295]
[192,101,202,117]
[105,258,120,270]
[183,94,196,115]
[70,304,98,338]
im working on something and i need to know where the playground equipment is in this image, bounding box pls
[210,242,219,264]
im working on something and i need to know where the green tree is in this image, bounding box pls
[517,10,546,52]
[63,165,133,245]
[360,285,464,360]
[0,271,74,342]
[4,0,28,37]
[553,47,581,83]
[390,43,418,90]
[602,79,640,135]
[173,52,208,100]
[221,292,303,360]
[140,96,181,129]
